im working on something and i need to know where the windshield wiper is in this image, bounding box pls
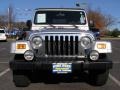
[71,24,78,28]
[43,24,56,29]
[49,24,56,28]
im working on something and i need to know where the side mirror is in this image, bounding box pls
[26,20,32,30]
[90,28,100,33]
[90,27,100,40]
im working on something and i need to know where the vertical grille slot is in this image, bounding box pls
[65,36,68,55]
[50,36,54,55]
[70,36,73,55]
[45,36,48,55]
[75,36,78,55]
[60,36,63,55]
[55,36,59,55]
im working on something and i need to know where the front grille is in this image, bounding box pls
[45,36,79,55]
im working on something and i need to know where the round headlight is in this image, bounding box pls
[90,50,99,61]
[24,50,34,61]
[81,37,91,49]
[32,36,42,49]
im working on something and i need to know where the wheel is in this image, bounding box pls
[89,70,109,86]
[13,71,30,87]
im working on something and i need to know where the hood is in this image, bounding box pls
[39,28,88,34]
[32,24,89,31]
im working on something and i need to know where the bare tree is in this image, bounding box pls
[8,4,16,30]
[0,4,16,29]
[13,22,27,30]
[0,14,8,28]
[103,14,115,28]
[87,8,115,30]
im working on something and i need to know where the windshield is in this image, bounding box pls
[34,11,86,25]
[0,30,5,33]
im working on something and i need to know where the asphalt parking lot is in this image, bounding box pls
[0,39,120,90]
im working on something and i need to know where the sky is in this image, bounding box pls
[0,0,120,29]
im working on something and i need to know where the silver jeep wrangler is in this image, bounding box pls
[10,8,112,87]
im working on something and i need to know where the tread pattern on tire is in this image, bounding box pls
[89,70,109,86]
[13,70,31,87]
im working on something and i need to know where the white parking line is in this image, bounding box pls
[0,48,6,51]
[112,47,120,50]
[111,62,120,64]
[109,74,120,87]
[0,62,9,64]
[0,68,10,77]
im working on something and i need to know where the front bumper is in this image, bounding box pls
[9,58,112,72]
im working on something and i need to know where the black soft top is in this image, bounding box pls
[35,8,85,11]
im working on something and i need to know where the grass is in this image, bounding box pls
[101,37,120,40]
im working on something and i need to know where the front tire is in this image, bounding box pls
[13,71,30,87]
[89,70,109,86]
[12,55,30,87]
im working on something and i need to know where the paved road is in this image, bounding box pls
[0,40,120,90]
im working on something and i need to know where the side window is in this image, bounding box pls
[0,30,5,33]
[36,13,46,23]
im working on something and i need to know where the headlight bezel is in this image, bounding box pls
[80,36,92,49]
[31,36,43,49]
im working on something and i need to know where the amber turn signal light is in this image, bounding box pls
[17,44,26,49]
[97,44,106,49]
